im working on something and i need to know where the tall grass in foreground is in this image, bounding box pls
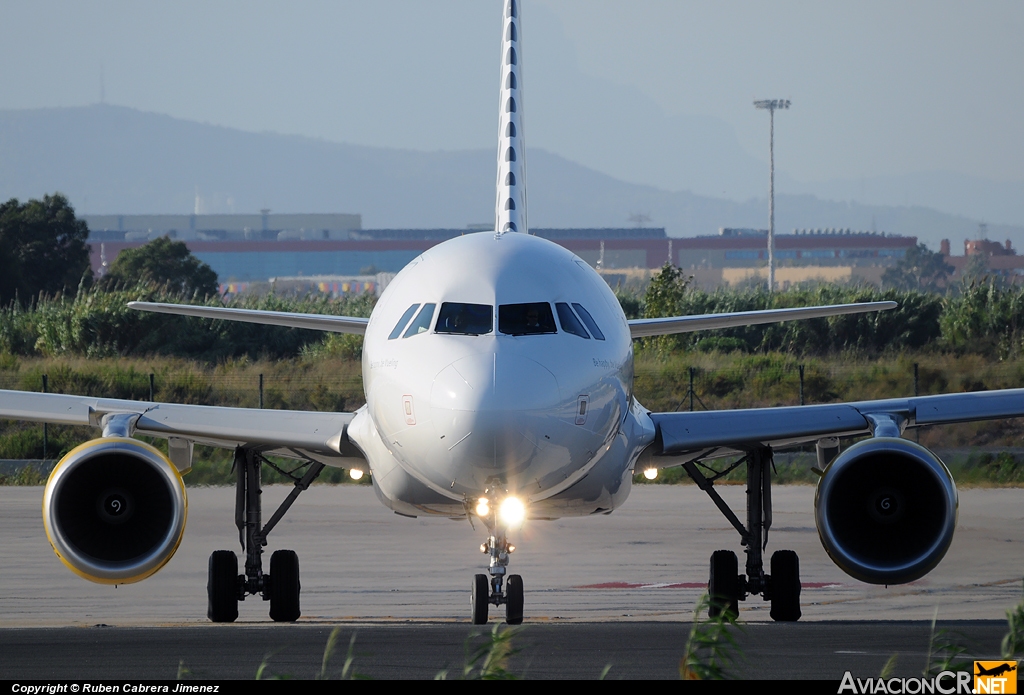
[172,585,1024,680]
[679,593,744,680]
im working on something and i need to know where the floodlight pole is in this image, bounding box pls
[754,99,790,293]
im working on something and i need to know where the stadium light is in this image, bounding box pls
[753,99,791,292]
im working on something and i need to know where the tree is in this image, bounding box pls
[882,243,954,293]
[640,262,692,352]
[960,253,996,287]
[643,262,691,320]
[0,194,92,306]
[103,236,219,297]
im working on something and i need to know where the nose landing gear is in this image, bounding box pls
[470,528,524,625]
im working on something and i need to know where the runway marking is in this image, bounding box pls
[575,582,708,589]
[574,581,845,590]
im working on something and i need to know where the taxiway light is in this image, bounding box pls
[349,469,364,481]
[499,496,526,527]
[643,467,658,480]
[475,498,491,518]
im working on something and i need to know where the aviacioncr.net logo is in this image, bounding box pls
[974,661,1018,694]
[839,670,973,694]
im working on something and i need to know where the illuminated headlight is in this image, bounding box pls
[349,469,364,481]
[475,498,490,518]
[643,468,658,481]
[499,496,526,527]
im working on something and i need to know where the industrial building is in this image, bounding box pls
[85,216,918,292]
[83,213,362,242]
[942,236,1024,283]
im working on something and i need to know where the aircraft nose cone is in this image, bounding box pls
[430,352,559,413]
[430,352,561,485]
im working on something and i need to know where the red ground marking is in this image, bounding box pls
[576,581,843,590]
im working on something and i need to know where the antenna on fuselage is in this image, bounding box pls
[495,0,528,236]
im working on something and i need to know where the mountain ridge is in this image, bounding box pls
[0,104,1019,250]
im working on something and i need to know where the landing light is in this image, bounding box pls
[643,468,658,480]
[349,469,364,481]
[499,496,526,527]
[475,498,490,518]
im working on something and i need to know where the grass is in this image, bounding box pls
[1002,582,1024,659]
[679,593,744,680]
[4,350,1024,486]
[245,625,523,681]
[171,586,1024,680]
[924,609,974,677]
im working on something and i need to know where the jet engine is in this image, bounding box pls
[42,437,187,584]
[814,437,957,585]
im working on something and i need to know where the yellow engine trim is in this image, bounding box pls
[42,437,188,585]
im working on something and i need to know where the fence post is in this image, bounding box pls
[689,367,695,412]
[149,373,155,402]
[799,364,805,406]
[42,374,48,460]
[913,363,920,442]
[259,373,264,409]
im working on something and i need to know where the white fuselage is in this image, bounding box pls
[346,232,655,519]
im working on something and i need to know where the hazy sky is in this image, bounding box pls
[1,0,1021,197]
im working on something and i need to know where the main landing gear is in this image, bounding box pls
[471,523,524,625]
[684,446,802,622]
[207,447,325,623]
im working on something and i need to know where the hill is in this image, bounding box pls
[0,104,1018,249]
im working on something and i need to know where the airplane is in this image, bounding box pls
[3,0,1023,626]
[976,664,1017,677]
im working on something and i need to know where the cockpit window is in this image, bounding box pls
[572,303,606,341]
[498,302,557,336]
[402,303,436,338]
[388,304,420,340]
[555,302,590,339]
[436,303,493,335]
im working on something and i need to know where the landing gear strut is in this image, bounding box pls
[684,446,801,622]
[207,447,324,623]
[471,525,523,625]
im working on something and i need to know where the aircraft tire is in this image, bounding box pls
[505,574,524,625]
[269,549,301,622]
[769,550,802,622]
[708,550,739,619]
[471,574,489,625]
[207,550,238,623]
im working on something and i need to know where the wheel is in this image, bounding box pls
[769,550,802,622]
[269,549,301,622]
[471,573,489,625]
[505,574,524,625]
[708,550,739,619]
[207,550,238,623]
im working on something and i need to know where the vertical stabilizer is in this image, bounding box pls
[495,0,527,235]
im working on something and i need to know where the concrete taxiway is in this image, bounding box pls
[1,484,1022,679]
[0,622,1015,680]
[2,484,1022,625]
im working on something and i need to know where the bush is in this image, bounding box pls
[1,284,376,362]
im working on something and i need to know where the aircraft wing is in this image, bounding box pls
[627,301,896,339]
[647,388,1024,461]
[0,389,365,465]
[128,301,369,335]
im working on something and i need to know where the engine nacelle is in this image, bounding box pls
[42,437,188,584]
[815,437,957,585]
